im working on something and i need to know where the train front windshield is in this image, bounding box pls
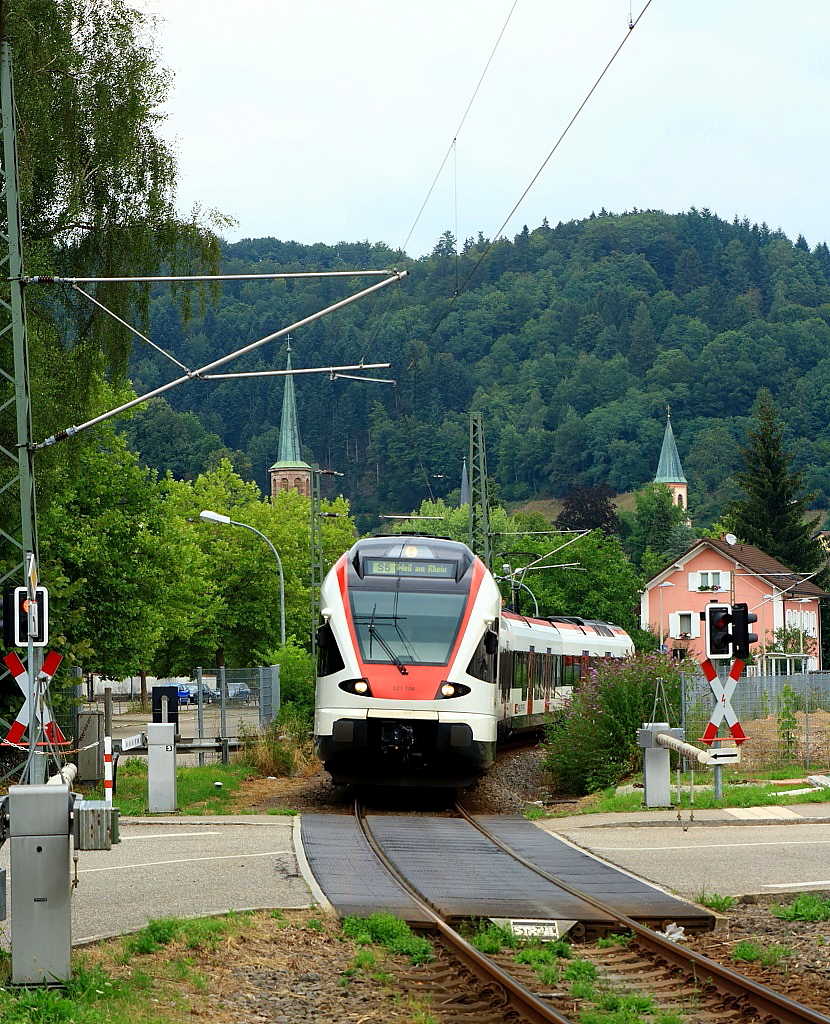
[350,589,467,666]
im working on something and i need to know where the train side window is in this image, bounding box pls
[562,655,579,688]
[534,653,545,700]
[467,633,497,682]
[316,621,345,676]
[515,652,528,701]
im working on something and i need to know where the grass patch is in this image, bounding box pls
[81,759,301,816]
[596,932,633,948]
[341,913,433,964]
[0,911,250,1023]
[523,803,547,820]
[547,777,830,816]
[119,914,235,961]
[84,758,252,815]
[514,941,571,965]
[697,891,737,912]
[732,939,793,967]
[772,892,830,921]
[464,920,520,954]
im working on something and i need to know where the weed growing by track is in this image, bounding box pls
[732,939,794,967]
[697,890,738,912]
[772,892,830,921]
[341,912,434,964]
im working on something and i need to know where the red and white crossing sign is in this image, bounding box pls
[700,656,747,746]
[2,649,66,746]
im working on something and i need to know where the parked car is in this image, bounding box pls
[181,682,216,705]
[226,682,252,704]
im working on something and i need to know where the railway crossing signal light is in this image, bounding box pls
[704,602,732,660]
[731,602,758,660]
[1,586,48,647]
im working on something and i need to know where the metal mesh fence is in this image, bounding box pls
[684,668,830,773]
[70,667,272,767]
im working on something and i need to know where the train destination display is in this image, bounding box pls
[363,558,456,578]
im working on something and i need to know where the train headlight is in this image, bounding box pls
[338,678,372,696]
[435,681,470,699]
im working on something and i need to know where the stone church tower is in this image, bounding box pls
[269,343,312,498]
[654,407,688,511]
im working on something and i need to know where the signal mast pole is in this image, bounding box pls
[1,42,44,780]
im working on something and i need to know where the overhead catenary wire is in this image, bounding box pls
[399,1,519,256]
[455,0,655,300]
[395,3,656,432]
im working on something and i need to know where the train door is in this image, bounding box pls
[526,647,535,717]
[498,648,513,737]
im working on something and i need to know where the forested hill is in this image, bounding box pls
[128,209,830,527]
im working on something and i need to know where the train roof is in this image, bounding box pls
[501,609,634,654]
[502,609,629,635]
[344,534,477,582]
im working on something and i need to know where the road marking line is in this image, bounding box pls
[79,851,290,873]
[120,832,223,840]
[588,838,830,851]
[763,880,830,888]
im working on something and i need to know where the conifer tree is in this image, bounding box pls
[725,388,824,574]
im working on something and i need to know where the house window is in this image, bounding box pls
[668,611,699,638]
[699,571,722,591]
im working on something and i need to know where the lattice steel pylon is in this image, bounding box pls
[468,411,491,569]
[0,42,37,586]
[1,43,45,781]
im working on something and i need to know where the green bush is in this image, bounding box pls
[542,652,689,796]
[259,639,316,723]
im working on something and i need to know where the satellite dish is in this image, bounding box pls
[725,533,737,546]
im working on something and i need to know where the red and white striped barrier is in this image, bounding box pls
[104,735,113,805]
[2,650,66,745]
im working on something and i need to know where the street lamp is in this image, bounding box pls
[199,510,285,647]
[657,581,674,652]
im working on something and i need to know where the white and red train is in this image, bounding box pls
[314,535,634,786]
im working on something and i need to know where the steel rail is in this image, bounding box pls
[353,799,575,1024]
[454,803,830,1024]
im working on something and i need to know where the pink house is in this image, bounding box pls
[640,537,827,672]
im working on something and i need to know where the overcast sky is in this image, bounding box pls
[139,1,830,258]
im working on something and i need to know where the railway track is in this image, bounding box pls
[353,799,830,1024]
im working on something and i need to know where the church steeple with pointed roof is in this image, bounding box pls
[654,406,687,511]
[269,340,312,498]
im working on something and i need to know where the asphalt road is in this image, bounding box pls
[0,816,315,948]
[548,818,830,901]
[2,805,830,951]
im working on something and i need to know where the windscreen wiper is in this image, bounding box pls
[367,622,409,675]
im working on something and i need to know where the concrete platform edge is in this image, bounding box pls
[293,815,335,914]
